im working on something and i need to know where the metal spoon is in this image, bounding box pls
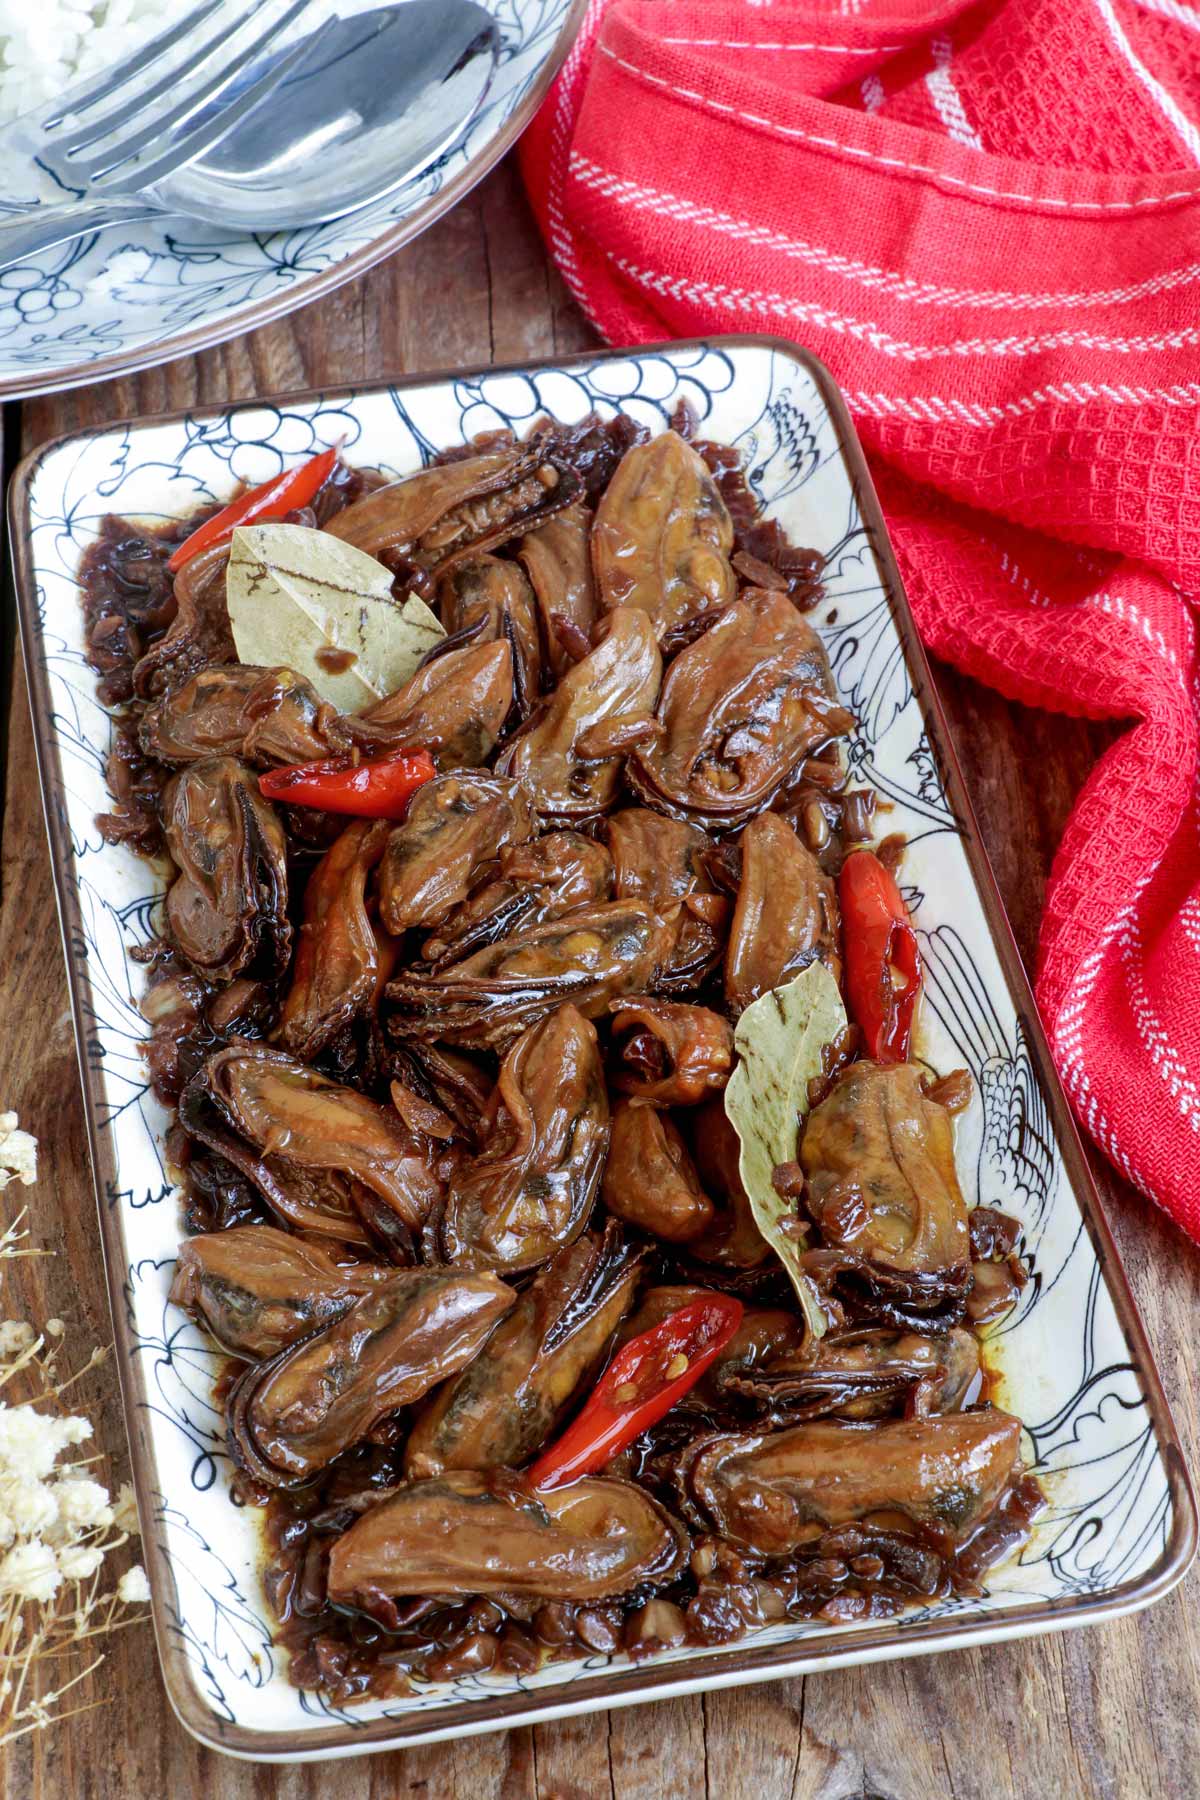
[0,2,499,270]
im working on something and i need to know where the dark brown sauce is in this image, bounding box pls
[315,644,358,674]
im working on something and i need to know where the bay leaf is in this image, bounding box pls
[226,522,446,712]
[724,961,848,1339]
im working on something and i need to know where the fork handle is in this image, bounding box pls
[0,200,159,274]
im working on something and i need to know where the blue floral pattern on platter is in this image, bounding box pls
[15,341,1188,1754]
[0,0,579,394]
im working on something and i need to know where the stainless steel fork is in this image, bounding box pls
[0,0,329,266]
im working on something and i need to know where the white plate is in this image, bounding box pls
[9,337,1194,1760]
[0,0,584,399]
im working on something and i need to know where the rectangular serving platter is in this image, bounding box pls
[8,337,1195,1762]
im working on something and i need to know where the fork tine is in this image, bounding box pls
[56,0,264,158]
[68,0,320,181]
[39,0,230,132]
[92,17,337,198]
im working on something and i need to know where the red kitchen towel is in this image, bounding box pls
[520,0,1200,1237]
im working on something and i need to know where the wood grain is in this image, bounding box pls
[3,161,1198,1800]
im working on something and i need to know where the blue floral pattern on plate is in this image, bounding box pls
[11,340,1192,1758]
[0,0,581,396]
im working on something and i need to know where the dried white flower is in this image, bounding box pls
[111,1484,139,1537]
[43,1320,64,1340]
[46,1479,111,1538]
[0,1116,37,1190]
[0,1322,35,1355]
[0,1404,91,1480]
[0,1542,60,1604]
[0,1475,57,1538]
[116,1566,150,1606]
[55,1545,104,1583]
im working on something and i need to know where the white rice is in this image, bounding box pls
[0,3,168,127]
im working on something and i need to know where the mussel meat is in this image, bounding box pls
[436,1004,610,1273]
[192,1045,443,1232]
[132,540,234,699]
[139,664,346,767]
[377,773,534,934]
[326,1474,686,1621]
[405,1223,642,1477]
[676,1410,1024,1552]
[346,639,514,767]
[421,830,613,967]
[437,555,542,717]
[601,1102,716,1245]
[628,590,853,827]
[517,501,597,676]
[607,807,725,990]
[325,436,581,582]
[170,1224,390,1360]
[388,899,670,1050]
[227,1269,515,1486]
[608,996,733,1105]
[497,609,661,820]
[591,431,736,642]
[279,820,391,1059]
[725,812,839,1015]
[801,1062,971,1280]
[161,757,291,982]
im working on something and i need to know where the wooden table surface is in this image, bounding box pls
[1,162,1198,1800]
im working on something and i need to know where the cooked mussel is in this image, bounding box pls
[161,757,291,982]
[180,1079,373,1249]
[421,830,613,967]
[437,555,542,716]
[497,608,662,819]
[326,1474,686,1621]
[325,436,581,581]
[602,1102,716,1245]
[685,1098,772,1270]
[346,639,514,767]
[608,807,725,989]
[436,1005,610,1273]
[139,664,346,767]
[226,1269,515,1487]
[405,1223,642,1477]
[377,773,534,933]
[194,1045,443,1232]
[132,540,234,699]
[677,1410,1024,1552]
[279,820,391,1059]
[517,501,598,676]
[387,1042,494,1150]
[388,899,669,1049]
[725,813,839,1015]
[720,1327,981,1422]
[801,1062,971,1280]
[591,432,736,642]
[170,1224,390,1360]
[628,591,853,827]
[608,996,733,1105]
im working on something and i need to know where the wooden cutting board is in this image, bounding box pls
[0,160,1196,1800]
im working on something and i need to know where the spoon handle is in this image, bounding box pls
[0,200,159,275]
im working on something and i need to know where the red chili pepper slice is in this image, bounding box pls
[839,848,922,1063]
[167,444,341,572]
[528,1295,744,1492]
[258,748,435,820]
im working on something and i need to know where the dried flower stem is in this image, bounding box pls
[0,1121,149,1745]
